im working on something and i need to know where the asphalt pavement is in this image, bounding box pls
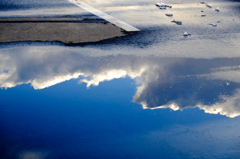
[0,0,239,58]
[0,17,128,44]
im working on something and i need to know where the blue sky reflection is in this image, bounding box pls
[1,46,240,117]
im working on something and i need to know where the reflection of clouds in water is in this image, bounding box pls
[198,90,240,118]
[81,69,128,87]
[81,68,146,87]
[133,60,240,118]
[32,73,83,89]
[19,150,49,159]
[134,76,240,118]
[207,65,240,83]
[141,90,240,118]
[0,46,150,89]
[1,46,240,117]
[0,47,85,89]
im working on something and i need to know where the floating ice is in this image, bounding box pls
[201,14,206,17]
[206,4,212,8]
[183,32,188,36]
[215,7,220,11]
[183,32,191,36]
[171,20,182,25]
[156,3,172,9]
[165,13,173,16]
[209,23,217,27]
[156,3,167,7]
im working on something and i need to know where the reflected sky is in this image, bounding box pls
[1,0,240,158]
[1,46,240,118]
[1,46,240,159]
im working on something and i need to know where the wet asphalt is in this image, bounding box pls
[1,0,239,58]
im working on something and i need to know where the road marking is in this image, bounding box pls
[68,0,140,32]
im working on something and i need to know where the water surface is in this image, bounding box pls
[1,0,240,158]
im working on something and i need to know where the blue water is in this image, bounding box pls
[1,74,240,158]
[1,45,240,158]
[1,0,240,158]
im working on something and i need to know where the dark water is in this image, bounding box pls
[0,0,72,11]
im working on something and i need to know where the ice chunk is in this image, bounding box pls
[171,20,182,25]
[165,13,173,16]
[183,32,188,36]
[206,4,212,8]
[156,3,172,9]
[156,3,167,7]
[215,7,220,11]
[209,23,217,27]
[201,14,206,17]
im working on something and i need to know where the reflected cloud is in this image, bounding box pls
[32,73,83,89]
[133,60,240,118]
[81,68,146,87]
[1,46,240,117]
[19,150,49,159]
[207,65,240,83]
[142,90,240,118]
[198,90,240,118]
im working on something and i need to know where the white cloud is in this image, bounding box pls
[80,67,146,87]
[207,65,240,83]
[31,72,83,89]
[2,46,240,118]
[142,90,240,118]
[198,90,240,118]
[80,69,128,87]
[18,150,49,159]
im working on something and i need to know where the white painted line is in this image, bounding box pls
[68,0,140,32]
